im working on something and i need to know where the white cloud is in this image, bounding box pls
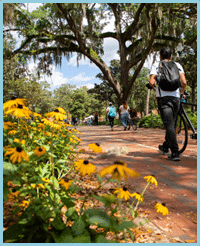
[24,3,43,12]
[28,61,95,89]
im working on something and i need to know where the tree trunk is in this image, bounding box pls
[146,89,150,116]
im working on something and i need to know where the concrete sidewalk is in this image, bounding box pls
[76,125,197,242]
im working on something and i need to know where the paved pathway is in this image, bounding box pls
[76,125,197,242]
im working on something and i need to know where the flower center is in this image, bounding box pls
[16,147,22,152]
[64,177,69,182]
[113,168,119,174]
[38,147,43,152]
[114,160,124,165]
[54,109,59,113]
[83,160,89,165]
[95,143,100,147]
[123,187,128,191]
[161,203,166,207]
[17,104,23,109]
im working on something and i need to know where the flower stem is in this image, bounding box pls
[134,182,150,211]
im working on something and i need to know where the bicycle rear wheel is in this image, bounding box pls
[175,113,188,154]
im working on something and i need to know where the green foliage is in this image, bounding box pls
[138,114,164,128]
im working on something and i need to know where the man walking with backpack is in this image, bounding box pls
[106,102,117,131]
[147,47,187,161]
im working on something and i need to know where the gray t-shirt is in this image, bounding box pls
[150,61,184,98]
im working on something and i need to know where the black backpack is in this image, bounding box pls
[156,61,181,91]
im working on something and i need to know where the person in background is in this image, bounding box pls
[119,101,130,131]
[106,102,117,131]
[94,111,99,125]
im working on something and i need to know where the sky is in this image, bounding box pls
[14,3,154,91]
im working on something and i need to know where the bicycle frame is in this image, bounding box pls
[179,101,197,139]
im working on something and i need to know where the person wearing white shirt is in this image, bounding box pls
[119,101,130,130]
[147,47,187,161]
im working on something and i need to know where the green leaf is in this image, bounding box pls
[3,224,25,242]
[65,207,79,221]
[117,221,136,232]
[52,217,66,230]
[72,229,91,243]
[97,174,102,184]
[72,218,85,236]
[61,197,75,208]
[127,228,135,242]
[52,228,73,243]
[95,234,117,243]
[84,209,115,229]
[3,161,17,175]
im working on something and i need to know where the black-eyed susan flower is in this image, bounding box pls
[8,130,18,135]
[8,191,20,199]
[4,147,29,164]
[20,200,30,208]
[3,121,17,129]
[3,98,26,111]
[41,118,61,129]
[45,109,67,121]
[88,143,102,153]
[114,187,133,201]
[33,146,46,157]
[59,179,72,190]
[144,175,158,186]
[154,203,169,216]
[5,104,32,119]
[13,139,26,145]
[41,178,51,185]
[100,160,140,181]
[31,183,45,189]
[56,107,66,115]
[131,192,144,202]
[74,159,96,176]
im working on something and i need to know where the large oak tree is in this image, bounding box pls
[4,3,197,103]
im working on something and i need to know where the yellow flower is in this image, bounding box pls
[100,160,140,181]
[41,118,61,129]
[13,139,26,145]
[59,179,72,190]
[144,175,158,186]
[3,121,17,129]
[5,104,32,119]
[41,178,51,185]
[8,130,18,135]
[45,110,67,121]
[31,183,45,189]
[20,200,30,208]
[88,143,102,153]
[3,98,26,111]
[70,137,77,144]
[56,107,66,115]
[131,192,144,202]
[4,147,29,164]
[74,159,96,176]
[8,191,20,199]
[33,146,46,157]
[114,187,133,201]
[154,203,169,216]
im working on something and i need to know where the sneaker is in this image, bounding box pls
[167,153,180,161]
[124,127,127,131]
[158,145,169,155]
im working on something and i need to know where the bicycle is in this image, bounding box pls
[175,92,197,154]
[146,84,197,154]
[127,117,137,131]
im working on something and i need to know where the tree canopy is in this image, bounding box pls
[4,3,197,104]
